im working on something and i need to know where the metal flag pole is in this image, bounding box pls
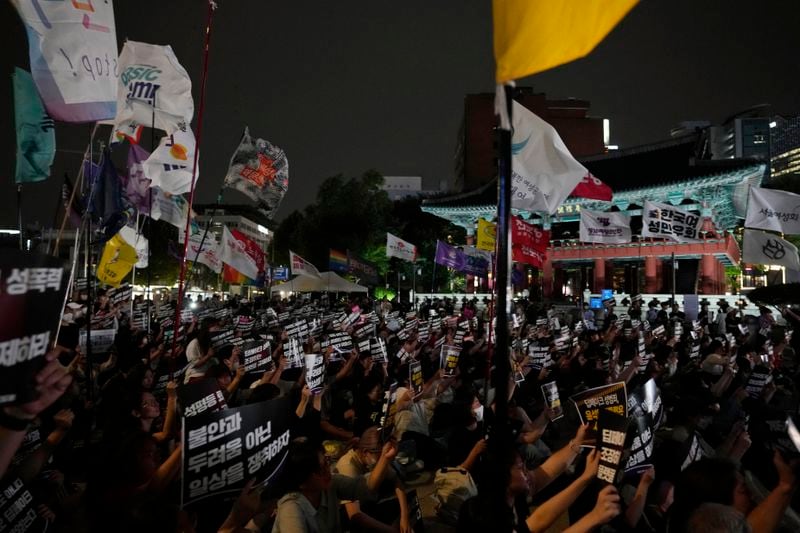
[171,0,218,370]
[490,83,514,446]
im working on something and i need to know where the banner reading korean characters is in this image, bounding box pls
[570,382,627,444]
[0,251,67,406]
[182,397,292,507]
[641,200,703,242]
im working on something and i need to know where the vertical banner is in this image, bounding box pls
[11,0,118,122]
[182,398,292,507]
[0,251,67,405]
[13,68,55,184]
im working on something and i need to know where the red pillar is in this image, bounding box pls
[700,254,716,294]
[645,256,658,293]
[593,258,605,292]
[542,254,554,299]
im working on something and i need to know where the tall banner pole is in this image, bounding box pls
[171,0,218,368]
[491,83,514,446]
[17,184,23,250]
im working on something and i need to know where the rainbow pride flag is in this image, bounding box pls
[329,249,348,273]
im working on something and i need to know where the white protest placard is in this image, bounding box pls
[304,353,325,393]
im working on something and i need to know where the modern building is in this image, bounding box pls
[193,204,272,252]
[381,176,423,200]
[423,92,769,298]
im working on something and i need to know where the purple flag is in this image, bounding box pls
[434,241,489,277]
[123,144,153,214]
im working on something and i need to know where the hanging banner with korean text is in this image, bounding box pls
[386,233,417,262]
[0,251,67,406]
[11,0,118,122]
[641,200,703,242]
[477,218,496,252]
[511,216,549,252]
[579,209,631,244]
[182,397,292,507]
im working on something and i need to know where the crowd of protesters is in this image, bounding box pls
[2,285,800,533]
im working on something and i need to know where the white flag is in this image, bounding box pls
[290,251,322,279]
[220,226,258,279]
[188,234,222,274]
[579,209,631,244]
[745,187,800,235]
[641,200,703,242]
[743,229,800,270]
[150,187,188,229]
[510,101,588,215]
[143,129,198,195]
[118,225,149,269]
[112,41,193,141]
[11,0,118,122]
[386,233,417,262]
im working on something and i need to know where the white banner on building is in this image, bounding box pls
[579,209,632,244]
[641,200,703,242]
[113,40,193,140]
[386,233,417,262]
[745,187,800,235]
[743,229,800,270]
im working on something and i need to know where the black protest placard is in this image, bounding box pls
[746,367,772,398]
[541,381,564,420]
[180,309,194,324]
[357,339,371,354]
[370,337,387,363]
[596,408,630,485]
[109,283,133,305]
[570,382,627,443]
[211,328,235,349]
[242,340,272,375]
[637,332,650,372]
[282,338,305,369]
[344,310,361,329]
[235,315,255,334]
[79,328,116,355]
[410,360,424,398]
[0,251,67,405]
[304,353,325,393]
[10,426,42,468]
[379,382,399,437]
[180,379,228,417]
[285,320,308,342]
[624,411,655,474]
[182,397,292,507]
[214,308,231,321]
[680,431,705,471]
[321,331,354,354]
[528,344,552,369]
[0,477,49,532]
[440,345,461,376]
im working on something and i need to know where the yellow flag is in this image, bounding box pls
[97,233,138,287]
[493,0,638,83]
[477,218,497,252]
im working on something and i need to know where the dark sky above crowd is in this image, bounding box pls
[1,0,800,229]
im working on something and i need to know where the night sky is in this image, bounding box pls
[1,0,800,230]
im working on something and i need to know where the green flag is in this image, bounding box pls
[13,68,55,184]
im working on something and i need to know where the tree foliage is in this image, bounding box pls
[273,170,465,292]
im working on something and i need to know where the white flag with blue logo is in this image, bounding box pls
[510,101,588,215]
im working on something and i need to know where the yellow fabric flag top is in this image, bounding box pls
[493,0,638,83]
[97,233,139,287]
[477,218,497,252]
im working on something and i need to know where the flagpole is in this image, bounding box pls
[171,0,218,370]
[17,184,23,250]
[54,123,99,255]
[491,83,514,446]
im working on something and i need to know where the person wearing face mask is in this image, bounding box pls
[335,427,412,533]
